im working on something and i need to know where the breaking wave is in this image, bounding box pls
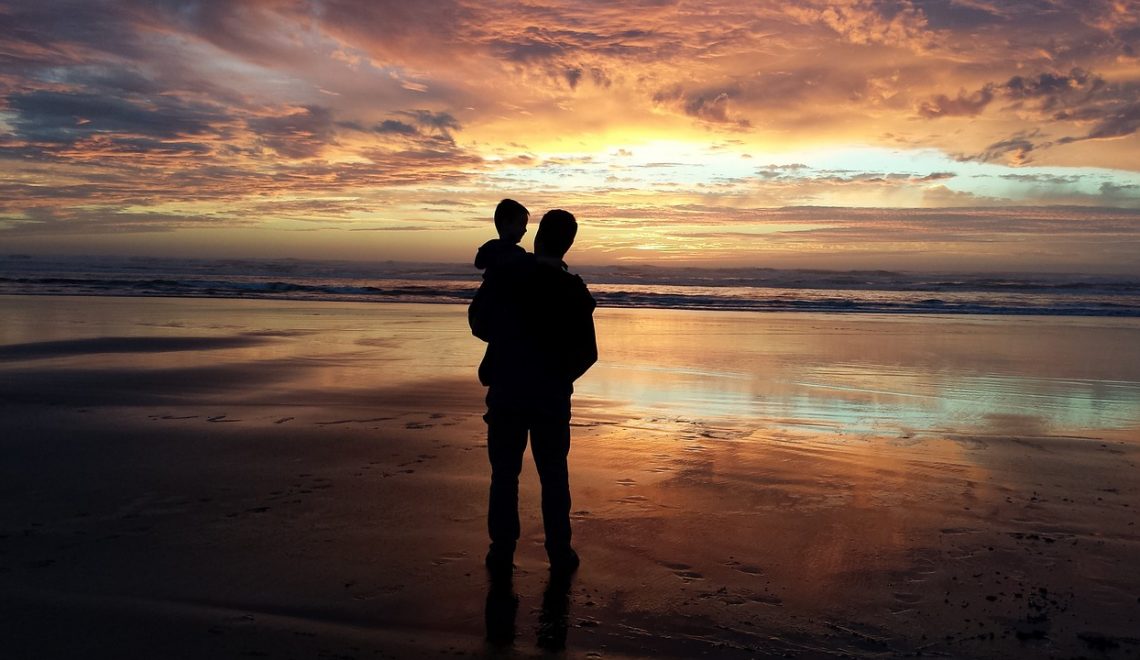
[2,255,1138,317]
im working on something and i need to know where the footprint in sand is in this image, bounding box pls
[273,417,294,424]
[421,414,456,430]
[892,591,923,606]
[616,478,637,487]
[343,581,404,601]
[661,561,704,581]
[431,551,468,566]
[292,475,333,492]
[746,592,783,606]
[315,416,394,426]
[225,506,271,519]
[379,469,415,476]
[940,527,979,536]
[698,587,748,606]
[889,592,925,610]
[724,559,764,575]
[207,415,239,423]
[907,549,941,576]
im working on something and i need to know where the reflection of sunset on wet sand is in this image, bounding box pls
[589,309,1140,433]
[2,297,1137,657]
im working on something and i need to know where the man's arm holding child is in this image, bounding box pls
[566,276,598,383]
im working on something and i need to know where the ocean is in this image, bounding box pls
[2,254,1139,317]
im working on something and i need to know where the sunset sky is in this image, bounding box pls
[2,0,1139,272]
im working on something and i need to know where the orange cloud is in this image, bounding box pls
[0,0,1138,271]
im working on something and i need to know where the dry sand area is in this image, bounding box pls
[1,295,1138,658]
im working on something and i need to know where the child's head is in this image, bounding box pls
[494,198,529,244]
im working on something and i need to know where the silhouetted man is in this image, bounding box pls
[469,209,598,577]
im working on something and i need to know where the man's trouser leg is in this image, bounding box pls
[486,407,528,556]
[531,407,572,557]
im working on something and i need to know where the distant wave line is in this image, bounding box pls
[1,274,1138,317]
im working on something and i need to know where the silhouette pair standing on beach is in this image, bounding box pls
[469,199,598,579]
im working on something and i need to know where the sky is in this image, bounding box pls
[1,0,1139,273]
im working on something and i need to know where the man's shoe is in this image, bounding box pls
[485,549,514,578]
[548,548,579,575]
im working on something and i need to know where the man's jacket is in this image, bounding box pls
[469,255,598,399]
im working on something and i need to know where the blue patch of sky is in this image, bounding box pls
[490,143,1140,205]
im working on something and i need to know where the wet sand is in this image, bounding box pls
[1,295,1138,658]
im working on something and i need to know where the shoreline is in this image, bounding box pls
[3,291,1140,319]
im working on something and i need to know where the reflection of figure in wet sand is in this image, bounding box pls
[483,571,572,650]
[483,577,517,645]
[537,572,573,650]
[470,208,598,577]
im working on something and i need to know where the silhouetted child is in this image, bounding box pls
[475,199,529,277]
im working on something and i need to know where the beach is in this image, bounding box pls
[1,295,1138,658]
